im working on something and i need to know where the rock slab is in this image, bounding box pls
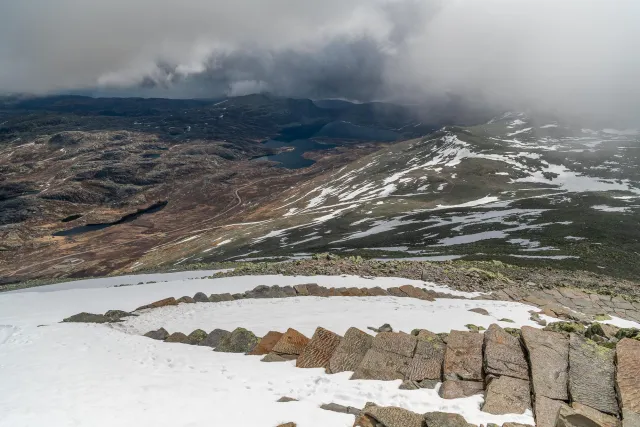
[616,339,640,426]
[328,327,373,374]
[248,331,283,356]
[443,330,484,381]
[521,326,569,400]
[407,330,446,381]
[296,327,342,369]
[272,328,310,356]
[482,376,531,415]
[438,380,484,399]
[483,324,528,380]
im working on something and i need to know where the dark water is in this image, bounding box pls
[54,201,168,237]
[255,139,336,169]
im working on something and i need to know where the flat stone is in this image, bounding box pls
[484,324,529,380]
[521,326,569,400]
[351,348,412,381]
[534,396,564,427]
[482,376,531,415]
[199,328,231,348]
[616,339,640,424]
[271,328,310,356]
[277,397,298,402]
[328,327,373,374]
[296,327,342,369]
[208,293,234,302]
[570,403,622,427]
[443,330,484,381]
[569,334,618,416]
[406,331,446,381]
[165,332,190,344]
[320,403,350,413]
[399,380,420,390]
[372,332,417,358]
[176,296,195,304]
[248,331,283,355]
[469,308,490,316]
[556,404,618,427]
[438,380,484,399]
[214,327,259,353]
[424,411,474,427]
[144,327,169,340]
[363,405,425,427]
[193,292,209,302]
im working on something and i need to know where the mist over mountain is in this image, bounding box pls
[2,0,639,126]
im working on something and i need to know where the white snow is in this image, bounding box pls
[591,205,629,213]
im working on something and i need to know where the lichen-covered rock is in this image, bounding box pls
[443,330,484,381]
[438,380,484,399]
[165,332,190,344]
[176,296,195,304]
[208,293,234,302]
[363,405,424,427]
[544,322,586,335]
[616,339,640,426]
[482,376,531,415]
[533,396,564,427]
[556,404,621,427]
[424,411,474,427]
[144,327,169,340]
[214,327,259,353]
[248,331,283,355]
[272,328,310,356]
[372,332,417,358]
[569,334,618,416]
[585,323,619,341]
[296,327,342,369]
[483,324,529,380]
[521,326,569,400]
[406,330,445,381]
[199,329,231,348]
[62,312,109,323]
[104,310,135,321]
[328,327,373,374]
[187,329,208,345]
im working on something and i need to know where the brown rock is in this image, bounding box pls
[208,293,234,302]
[484,324,529,380]
[438,380,484,399]
[248,331,284,356]
[616,338,640,425]
[306,284,330,297]
[366,287,389,296]
[424,411,474,427]
[521,326,569,400]
[387,287,407,297]
[328,327,373,374]
[399,284,435,301]
[296,327,342,368]
[363,405,425,427]
[570,403,622,427]
[276,423,296,427]
[534,396,564,427]
[293,284,311,295]
[277,396,298,402]
[176,296,195,304]
[261,353,289,362]
[482,376,531,415]
[353,414,378,427]
[406,330,446,381]
[351,348,412,381]
[165,332,190,343]
[372,332,417,358]
[135,297,178,311]
[271,328,310,356]
[443,330,484,381]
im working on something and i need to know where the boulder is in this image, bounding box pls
[281,286,297,297]
[585,323,619,341]
[438,380,484,399]
[193,292,209,302]
[399,285,434,301]
[387,287,408,297]
[296,327,342,369]
[353,413,378,427]
[328,327,373,374]
[534,396,564,427]
[165,332,191,344]
[62,312,109,323]
[271,328,310,356]
[351,348,412,381]
[209,293,234,302]
[556,404,621,427]
[187,329,208,345]
[248,331,283,355]
[469,308,490,316]
[482,376,531,415]
[245,285,291,299]
[144,328,169,340]
[199,329,231,348]
[306,284,330,297]
[424,411,474,427]
[363,405,425,427]
[214,327,259,353]
[372,332,417,358]
[104,310,135,321]
[443,330,484,381]
[406,330,446,381]
[277,397,298,402]
[293,284,311,295]
[521,326,569,400]
[569,334,618,416]
[366,287,389,296]
[616,339,640,426]
[135,297,178,311]
[176,296,195,304]
[483,324,529,380]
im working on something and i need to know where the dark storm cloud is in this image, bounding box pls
[1,0,639,125]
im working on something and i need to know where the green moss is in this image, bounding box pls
[615,328,640,340]
[594,314,612,321]
[465,324,486,332]
[188,329,208,344]
[504,328,521,338]
[544,321,586,334]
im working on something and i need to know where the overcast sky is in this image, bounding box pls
[1,0,639,124]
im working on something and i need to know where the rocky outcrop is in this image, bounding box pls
[144,327,169,340]
[244,285,296,299]
[482,376,531,415]
[407,330,446,381]
[199,329,231,348]
[214,327,259,353]
[271,328,310,357]
[296,327,342,369]
[483,324,528,380]
[521,326,569,400]
[443,331,484,381]
[616,338,640,427]
[328,327,373,374]
[568,334,618,416]
[248,331,283,355]
[438,380,484,399]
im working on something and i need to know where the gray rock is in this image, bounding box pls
[482,376,531,415]
[214,327,259,353]
[569,334,618,416]
[363,405,425,427]
[438,380,484,399]
[351,348,412,381]
[585,323,619,341]
[469,308,490,316]
[372,332,417,358]
[187,329,208,345]
[320,403,349,413]
[104,310,135,321]
[277,396,298,402]
[199,328,231,348]
[418,379,439,389]
[328,327,373,374]
[193,292,209,302]
[378,323,393,333]
[407,330,446,381]
[616,339,640,426]
[534,396,564,427]
[484,324,529,380]
[209,293,234,302]
[281,286,297,297]
[443,330,484,381]
[245,285,290,299]
[399,380,420,390]
[521,326,569,400]
[568,403,622,427]
[231,293,245,300]
[424,411,474,427]
[62,312,109,323]
[176,296,195,304]
[144,327,169,340]
[556,404,621,427]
